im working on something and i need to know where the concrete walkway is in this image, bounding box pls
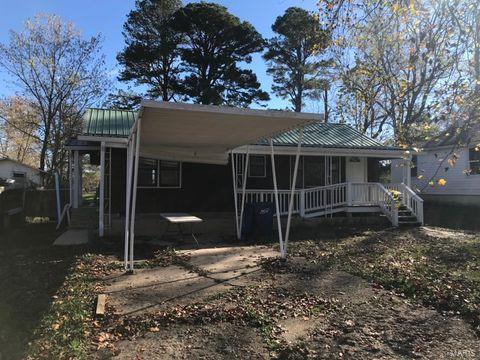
[53,229,89,246]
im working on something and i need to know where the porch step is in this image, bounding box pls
[398,209,421,227]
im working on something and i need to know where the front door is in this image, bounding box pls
[346,156,366,183]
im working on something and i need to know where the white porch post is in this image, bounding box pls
[99,142,105,237]
[230,151,240,239]
[124,137,134,269]
[69,150,73,206]
[238,147,250,240]
[269,138,284,257]
[78,156,83,207]
[404,155,412,187]
[284,127,304,256]
[128,119,142,271]
[73,150,80,209]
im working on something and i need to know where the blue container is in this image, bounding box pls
[253,202,274,237]
[241,203,254,238]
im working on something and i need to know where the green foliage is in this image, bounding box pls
[103,89,142,110]
[264,7,330,112]
[172,2,269,106]
[117,0,183,101]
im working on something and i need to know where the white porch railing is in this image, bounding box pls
[386,183,424,225]
[236,181,422,227]
[304,183,347,214]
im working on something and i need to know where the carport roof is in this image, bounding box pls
[80,107,399,151]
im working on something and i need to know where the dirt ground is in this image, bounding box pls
[95,226,480,359]
[2,222,477,359]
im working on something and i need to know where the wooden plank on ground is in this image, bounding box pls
[96,294,107,316]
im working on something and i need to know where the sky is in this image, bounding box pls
[0,0,319,110]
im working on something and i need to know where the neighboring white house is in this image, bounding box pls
[392,125,480,206]
[0,157,42,187]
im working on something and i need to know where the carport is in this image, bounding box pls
[124,100,318,271]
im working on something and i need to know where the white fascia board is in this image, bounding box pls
[77,135,128,148]
[65,145,101,151]
[140,99,324,122]
[234,145,406,159]
[127,107,143,143]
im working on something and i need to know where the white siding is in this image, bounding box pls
[0,160,42,185]
[411,147,480,196]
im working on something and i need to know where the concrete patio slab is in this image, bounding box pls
[53,229,89,246]
[104,245,277,316]
[179,245,277,282]
[105,265,232,316]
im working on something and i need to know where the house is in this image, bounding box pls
[392,124,480,207]
[66,101,422,266]
[0,157,42,188]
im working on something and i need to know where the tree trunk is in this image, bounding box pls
[323,88,329,123]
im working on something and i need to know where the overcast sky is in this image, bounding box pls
[0,0,319,110]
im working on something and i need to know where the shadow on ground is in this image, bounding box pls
[0,223,86,360]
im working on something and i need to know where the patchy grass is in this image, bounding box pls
[26,254,98,359]
[4,223,478,359]
[0,223,82,359]
[0,222,119,360]
[289,226,480,332]
[25,252,122,359]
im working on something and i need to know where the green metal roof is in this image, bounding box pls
[256,122,399,150]
[80,108,397,150]
[82,108,136,137]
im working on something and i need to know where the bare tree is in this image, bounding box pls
[0,14,109,183]
[0,97,41,167]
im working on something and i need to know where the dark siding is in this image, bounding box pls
[110,151,348,214]
[367,158,381,182]
[111,149,233,213]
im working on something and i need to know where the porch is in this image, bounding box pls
[237,182,424,227]
[231,150,423,228]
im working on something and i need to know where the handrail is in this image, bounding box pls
[385,183,424,225]
[376,183,399,226]
[56,203,71,230]
[236,182,413,227]
[304,182,348,192]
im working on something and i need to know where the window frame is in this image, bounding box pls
[158,160,182,188]
[137,158,182,189]
[248,155,267,178]
[12,171,26,179]
[468,147,480,176]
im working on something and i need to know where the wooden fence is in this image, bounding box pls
[0,188,69,229]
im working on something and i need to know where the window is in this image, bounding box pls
[138,157,181,188]
[159,160,181,187]
[12,172,26,179]
[248,155,266,177]
[410,155,418,178]
[304,156,325,187]
[469,147,480,175]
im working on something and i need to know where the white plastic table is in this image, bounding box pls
[160,213,203,246]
